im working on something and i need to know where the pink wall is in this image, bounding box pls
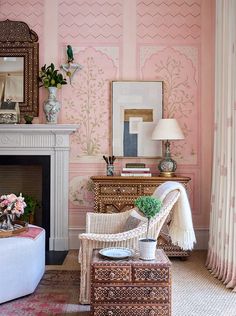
[0,0,215,248]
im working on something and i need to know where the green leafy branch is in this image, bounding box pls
[39,63,67,89]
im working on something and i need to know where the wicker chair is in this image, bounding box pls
[78,186,181,304]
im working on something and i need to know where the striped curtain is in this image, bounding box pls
[206,0,236,291]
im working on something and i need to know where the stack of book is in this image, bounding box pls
[121,165,152,177]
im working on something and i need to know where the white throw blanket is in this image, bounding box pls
[153,181,196,250]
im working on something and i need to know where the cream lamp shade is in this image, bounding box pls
[152,118,184,140]
[152,118,184,177]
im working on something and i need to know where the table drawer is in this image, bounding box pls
[92,285,170,303]
[133,267,170,283]
[92,304,170,316]
[100,185,139,195]
[142,185,159,195]
[92,266,132,283]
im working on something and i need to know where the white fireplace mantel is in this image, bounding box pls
[0,124,79,251]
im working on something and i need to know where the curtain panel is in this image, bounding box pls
[206,0,236,291]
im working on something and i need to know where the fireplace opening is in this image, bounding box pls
[0,155,50,250]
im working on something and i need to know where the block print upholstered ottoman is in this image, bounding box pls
[0,225,45,304]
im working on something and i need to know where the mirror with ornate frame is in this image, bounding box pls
[0,19,39,117]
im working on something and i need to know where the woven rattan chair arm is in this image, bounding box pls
[79,230,142,242]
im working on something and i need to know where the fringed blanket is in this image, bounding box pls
[153,181,196,250]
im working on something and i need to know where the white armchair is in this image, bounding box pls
[78,187,180,304]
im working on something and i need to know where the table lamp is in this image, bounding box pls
[152,118,184,177]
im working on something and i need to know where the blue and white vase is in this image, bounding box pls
[44,87,61,124]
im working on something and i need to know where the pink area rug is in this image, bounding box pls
[0,270,90,316]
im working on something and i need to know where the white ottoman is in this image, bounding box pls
[0,225,45,304]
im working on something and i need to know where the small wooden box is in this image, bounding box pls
[91,249,172,316]
[0,101,20,124]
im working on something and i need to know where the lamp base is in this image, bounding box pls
[159,171,176,177]
[158,156,177,175]
[158,141,178,177]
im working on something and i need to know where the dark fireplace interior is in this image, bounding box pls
[0,155,68,264]
[0,155,50,249]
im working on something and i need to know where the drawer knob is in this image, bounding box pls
[149,290,155,298]
[116,187,121,194]
[108,290,115,298]
[107,311,114,316]
[149,271,155,279]
[109,272,115,278]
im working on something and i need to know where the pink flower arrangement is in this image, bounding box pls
[0,193,26,217]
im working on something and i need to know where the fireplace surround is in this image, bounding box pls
[0,124,78,250]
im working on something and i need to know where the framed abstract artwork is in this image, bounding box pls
[112,81,163,157]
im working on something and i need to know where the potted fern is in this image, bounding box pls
[135,195,162,260]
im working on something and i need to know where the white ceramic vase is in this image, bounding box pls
[139,238,157,260]
[44,87,61,124]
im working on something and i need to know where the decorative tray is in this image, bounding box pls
[99,247,134,259]
[0,220,29,238]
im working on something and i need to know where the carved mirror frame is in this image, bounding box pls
[0,19,39,117]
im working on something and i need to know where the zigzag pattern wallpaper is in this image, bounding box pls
[137,0,201,41]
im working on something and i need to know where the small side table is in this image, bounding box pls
[91,249,172,316]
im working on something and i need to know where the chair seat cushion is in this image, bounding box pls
[122,208,147,232]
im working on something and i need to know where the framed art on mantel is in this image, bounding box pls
[112,81,163,158]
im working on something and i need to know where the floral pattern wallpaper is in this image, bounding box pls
[63,47,118,159]
[141,46,198,164]
[69,176,94,208]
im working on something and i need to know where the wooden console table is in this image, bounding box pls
[91,249,172,316]
[91,175,191,258]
